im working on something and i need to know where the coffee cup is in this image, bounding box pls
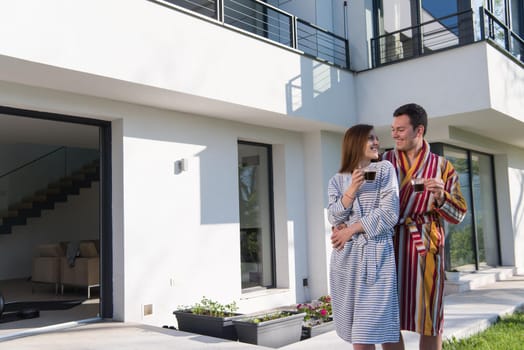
[411,178,425,192]
[364,165,377,182]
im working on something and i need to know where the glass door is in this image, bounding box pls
[443,147,476,271]
[471,152,500,268]
[442,145,500,271]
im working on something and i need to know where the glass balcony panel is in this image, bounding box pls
[163,0,217,18]
[224,0,292,47]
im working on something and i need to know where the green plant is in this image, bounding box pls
[247,311,296,324]
[177,296,238,317]
[297,295,332,327]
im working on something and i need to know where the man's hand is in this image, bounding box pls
[426,178,445,204]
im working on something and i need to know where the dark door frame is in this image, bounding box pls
[0,105,113,319]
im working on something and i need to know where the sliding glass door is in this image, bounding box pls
[441,145,500,271]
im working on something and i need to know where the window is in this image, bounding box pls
[372,0,475,64]
[511,0,524,37]
[237,141,275,290]
[374,0,415,62]
[421,0,474,49]
[438,144,500,272]
[471,152,500,268]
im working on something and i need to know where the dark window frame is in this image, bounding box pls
[432,142,501,271]
[238,140,276,290]
[0,105,113,318]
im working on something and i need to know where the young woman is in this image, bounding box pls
[327,124,400,350]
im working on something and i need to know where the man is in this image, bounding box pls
[382,103,467,350]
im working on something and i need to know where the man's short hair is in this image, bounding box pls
[393,103,427,136]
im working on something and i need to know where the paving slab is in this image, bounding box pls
[2,275,523,350]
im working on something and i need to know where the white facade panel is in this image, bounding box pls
[354,43,492,139]
[0,0,355,131]
[486,44,524,122]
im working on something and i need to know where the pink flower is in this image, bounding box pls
[320,309,327,316]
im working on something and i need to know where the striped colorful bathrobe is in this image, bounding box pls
[383,141,467,336]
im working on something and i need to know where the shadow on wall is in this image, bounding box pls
[286,56,355,124]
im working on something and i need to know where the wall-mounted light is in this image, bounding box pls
[174,158,188,174]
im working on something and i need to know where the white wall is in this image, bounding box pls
[118,108,312,325]
[0,80,318,325]
[0,183,99,280]
[486,44,524,122]
[0,0,354,132]
[355,42,492,134]
[2,82,321,325]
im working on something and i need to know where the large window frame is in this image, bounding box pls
[432,143,501,272]
[237,140,276,291]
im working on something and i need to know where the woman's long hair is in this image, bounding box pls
[338,124,374,173]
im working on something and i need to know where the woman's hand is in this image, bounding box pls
[342,169,364,207]
[347,168,365,196]
[331,224,352,250]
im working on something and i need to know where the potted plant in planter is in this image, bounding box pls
[233,310,306,348]
[297,295,334,340]
[173,296,242,340]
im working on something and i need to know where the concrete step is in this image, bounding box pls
[444,266,516,295]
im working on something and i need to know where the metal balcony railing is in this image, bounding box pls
[481,7,524,64]
[371,9,475,67]
[371,7,524,68]
[158,0,350,69]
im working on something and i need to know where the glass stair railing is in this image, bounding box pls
[0,147,99,235]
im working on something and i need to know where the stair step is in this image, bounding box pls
[32,200,55,210]
[37,187,61,195]
[74,169,99,181]
[46,193,68,202]
[9,201,33,210]
[0,224,12,234]
[1,157,100,235]
[16,207,42,219]
[2,216,27,226]
[444,267,516,295]
[0,210,18,218]
[23,194,47,203]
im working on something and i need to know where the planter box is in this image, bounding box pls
[233,311,306,348]
[173,310,242,340]
[301,320,335,340]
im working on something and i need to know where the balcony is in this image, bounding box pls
[155,0,349,69]
[371,7,524,68]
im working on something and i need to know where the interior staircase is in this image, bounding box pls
[0,159,99,235]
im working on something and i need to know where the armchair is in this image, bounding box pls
[31,243,65,294]
[60,241,100,298]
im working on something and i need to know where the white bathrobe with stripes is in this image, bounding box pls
[327,160,400,344]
